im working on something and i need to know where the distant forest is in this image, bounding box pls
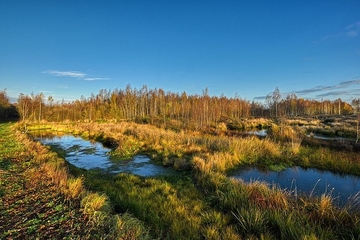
[1,86,359,129]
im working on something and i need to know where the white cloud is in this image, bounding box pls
[43,70,87,78]
[84,77,109,81]
[43,69,109,81]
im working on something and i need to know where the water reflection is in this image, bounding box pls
[230,166,360,206]
[306,134,354,141]
[33,134,175,177]
[246,129,267,137]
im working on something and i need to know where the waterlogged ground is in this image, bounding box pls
[34,134,176,177]
[34,132,360,205]
[230,166,360,206]
[17,122,360,239]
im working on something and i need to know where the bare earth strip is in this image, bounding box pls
[0,124,98,239]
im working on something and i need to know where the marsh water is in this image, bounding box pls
[245,129,268,137]
[230,166,360,206]
[33,133,176,177]
[32,131,360,205]
[246,129,356,141]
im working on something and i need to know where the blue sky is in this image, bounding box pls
[1,1,360,103]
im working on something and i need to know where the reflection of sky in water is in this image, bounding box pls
[230,166,360,205]
[306,134,355,141]
[36,135,175,177]
[246,129,267,137]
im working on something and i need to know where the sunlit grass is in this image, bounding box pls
[295,146,360,175]
[15,121,360,239]
[112,213,151,240]
[65,177,84,200]
[82,171,240,239]
[2,122,151,238]
[80,192,113,230]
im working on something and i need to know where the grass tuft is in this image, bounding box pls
[112,213,151,240]
[232,208,268,237]
[81,192,111,214]
[65,177,84,200]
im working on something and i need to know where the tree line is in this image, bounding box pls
[0,89,19,121]
[0,86,357,128]
[265,87,354,117]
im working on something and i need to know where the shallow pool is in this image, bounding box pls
[34,134,176,177]
[230,166,360,206]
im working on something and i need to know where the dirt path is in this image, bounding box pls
[0,124,102,239]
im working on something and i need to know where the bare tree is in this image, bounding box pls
[352,98,360,114]
[36,93,45,122]
[272,87,281,117]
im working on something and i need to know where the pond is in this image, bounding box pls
[230,166,360,206]
[33,133,176,177]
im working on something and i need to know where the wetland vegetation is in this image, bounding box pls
[1,87,360,239]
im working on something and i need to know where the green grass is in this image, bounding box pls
[79,170,238,239]
[294,146,360,176]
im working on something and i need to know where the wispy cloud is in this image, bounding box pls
[314,33,341,43]
[43,70,109,81]
[294,79,360,95]
[346,22,360,37]
[253,96,267,100]
[253,79,360,101]
[350,88,360,96]
[84,77,109,81]
[316,91,348,98]
[43,70,86,78]
[295,86,326,95]
[314,21,360,43]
